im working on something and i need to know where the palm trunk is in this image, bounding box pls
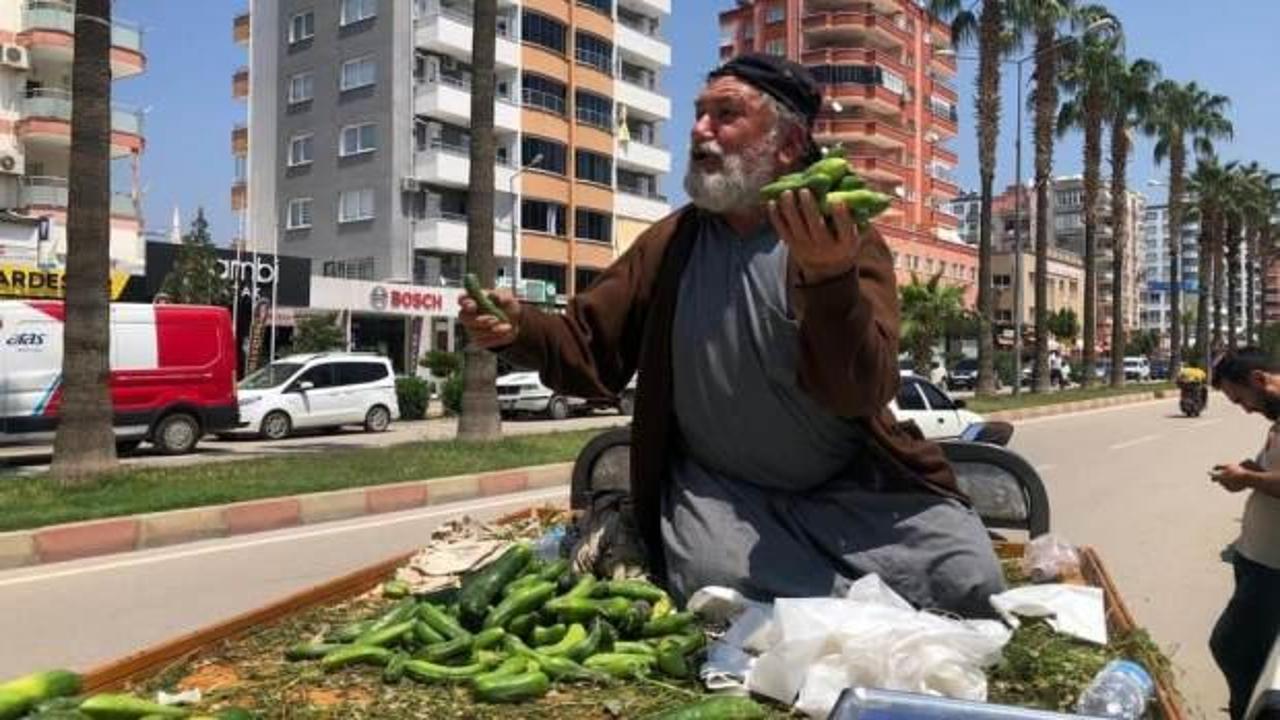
[1213,220,1226,350]
[1168,139,1186,375]
[1081,95,1103,389]
[975,1,1002,397]
[50,0,117,484]
[1108,114,1127,387]
[1228,216,1241,349]
[1032,26,1057,393]
[458,0,502,441]
[1196,214,1212,371]
[1262,225,1272,340]
[1246,224,1257,344]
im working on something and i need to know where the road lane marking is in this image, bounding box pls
[1109,434,1160,451]
[0,487,567,589]
[1190,418,1223,428]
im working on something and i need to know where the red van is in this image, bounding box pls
[0,301,239,454]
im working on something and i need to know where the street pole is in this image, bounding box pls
[1012,59,1024,397]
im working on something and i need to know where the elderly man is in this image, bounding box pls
[461,54,1004,616]
[1209,348,1280,718]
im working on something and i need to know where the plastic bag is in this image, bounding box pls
[1020,534,1080,583]
[989,584,1107,645]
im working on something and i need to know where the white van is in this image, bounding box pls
[496,372,636,419]
[232,352,400,440]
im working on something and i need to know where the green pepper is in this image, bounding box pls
[501,574,542,598]
[583,652,655,679]
[484,580,556,629]
[382,580,411,599]
[640,612,697,638]
[284,642,347,661]
[535,623,587,656]
[563,575,598,599]
[820,189,892,221]
[471,656,529,686]
[382,652,409,684]
[355,619,414,648]
[612,640,658,657]
[473,627,506,650]
[502,635,604,682]
[412,620,446,646]
[759,172,807,201]
[463,273,509,324]
[804,156,850,185]
[417,603,471,642]
[838,174,867,191]
[546,596,632,624]
[651,595,673,619]
[595,579,669,603]
[324,619,374,644]
[367,598,417,633]
[320,645,394,672]
[418,634,474,663]
[647,696,768,720]
[655,637,693,678]
[536,559,570,584]
[472,670,551,703]
[506,612,537,639]
[403,658,493,684]
[565,618,607,662]
[823,143,848,160]
[531,624,567,646]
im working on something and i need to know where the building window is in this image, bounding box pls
[323,258,376,280]
[579,0,612,16]
[340,122,377,156]
[575,32,613,74]
[994,274,1012,288]
[766,2,785,23]
[522,10,567,54]
[575,209,612,244]
[521,198,566,235]
[764,39,786,56]
[288,71,315,103]
[522,136,567,175]
[521,73,567,115]
[340,56,376,91]
[289,10,315,43]
[340,0,376,26]
[575,150,612,186]
[575,90,612,131]
[338,188,375,223]
[286,198,313,229]
[287,133,314,166]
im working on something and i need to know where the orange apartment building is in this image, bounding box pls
[717,0,975,306]
[0,1,147,275]
[234,0,671,301]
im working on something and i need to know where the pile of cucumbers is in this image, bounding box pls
[0,669,253,719]
[286,543,752,712]
[759,145,893,229]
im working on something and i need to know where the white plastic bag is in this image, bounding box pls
[1021,534,1081,583]
[989,583,1107,645]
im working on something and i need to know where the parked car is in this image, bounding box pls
[233,352,400,440]
[947,358,1002,391]
[1123,356,1151,382]
[0,301,239,454]
[496,372,636,419]
[891,375,986,440]
[1150,359,1171,380]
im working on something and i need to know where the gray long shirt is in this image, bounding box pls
[659,217,1002,616]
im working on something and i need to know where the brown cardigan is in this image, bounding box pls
[504,206,964,576]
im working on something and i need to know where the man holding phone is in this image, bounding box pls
[1208,348,1280,718]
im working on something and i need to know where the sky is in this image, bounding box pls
[114,0,1280,244]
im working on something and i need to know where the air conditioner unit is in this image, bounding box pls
[0,45,30,71]
[0,152,24,176]
[400,177,421,192]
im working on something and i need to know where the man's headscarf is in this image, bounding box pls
[708,53,823,162]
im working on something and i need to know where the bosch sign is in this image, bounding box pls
[373,287,445,312]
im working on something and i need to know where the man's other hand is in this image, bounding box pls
[458,289,521,350]
[1211,463,1257,493]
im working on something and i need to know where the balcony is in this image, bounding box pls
[928,104,959,136]
[231,124,248,156]
[619,0,670,16]
[233,10,250,46]
[801,10,912,50]
[414,213,512,255]
[19,89,144,158]
[615,189,669,222]
[414,77,520,132]
[826,82,905,114]
[813,118,912,149]
[413,8,519,69]
[415,142,516,190]
[21,1,146,78]
[932,144,958,167]
[19,176,138,219]
[615,78,671,121]
[616,20,671,67]
[929,71,958,103]
[849,155,909,185]
[616,138,671,174]
[801,47,911,80]
[232,67,249,100]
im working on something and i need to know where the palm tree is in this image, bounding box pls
[1189,157,1230,370]
[1014,0,1077,393]
[929,0,1015,397]
[1055,5,1118,388]
[1144,80,1233,375]
[1236,163,1279,345]
[1105,57,1160,386]
[901,272,967,377]
[50,0,117,484]
[458,0,502,441]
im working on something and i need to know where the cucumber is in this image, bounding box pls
[463,273,509,324]
[531,624,568,646]
[472,670,550,704]
[354,620,415,647]
[0,670,81,720]
[382,653,409,685]
[284,642,347,661]
[583,652,654,679]
[646,696,768,720]
[506,612,537,639]
[324,619,374,644]
[640,612,697,638]
[457,544,532,629]
[417,603,471,642]
[418,635,474,663]
[320,645,394,672]
[595,579,669,603]
[473,627,507,650]
[77,694,188,719]
[483,580,556,629]
[403,659,493,684]
[412,620,447,646]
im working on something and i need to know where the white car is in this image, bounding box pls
[497,372,635,420]
[233,353,400,440]
[1123,356,1151,382]
[890,375,986,440]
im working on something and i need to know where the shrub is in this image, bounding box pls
[441,374,464,415]
[395,376,430,420]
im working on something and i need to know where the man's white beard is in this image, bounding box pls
[683,137,779,214]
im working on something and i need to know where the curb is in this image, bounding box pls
[984,390,1168,422]
[0,462,573,571]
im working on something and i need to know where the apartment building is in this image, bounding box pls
[0,0,146,276]
[717,0,975,305]
[234,0,671,303]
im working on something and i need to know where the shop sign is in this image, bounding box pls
[0,263,129,300]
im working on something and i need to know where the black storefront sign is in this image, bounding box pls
[144,242,312,307]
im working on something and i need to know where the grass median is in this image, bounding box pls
[0,429,604,533]
[966,382,1175,414]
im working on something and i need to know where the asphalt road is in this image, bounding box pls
[0,396,1259,717]
[0,413,630,475]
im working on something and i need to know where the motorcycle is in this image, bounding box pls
[1177,368,1208,417]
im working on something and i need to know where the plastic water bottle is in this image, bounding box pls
[532,526,566,561]
[1074,660,1155,719]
